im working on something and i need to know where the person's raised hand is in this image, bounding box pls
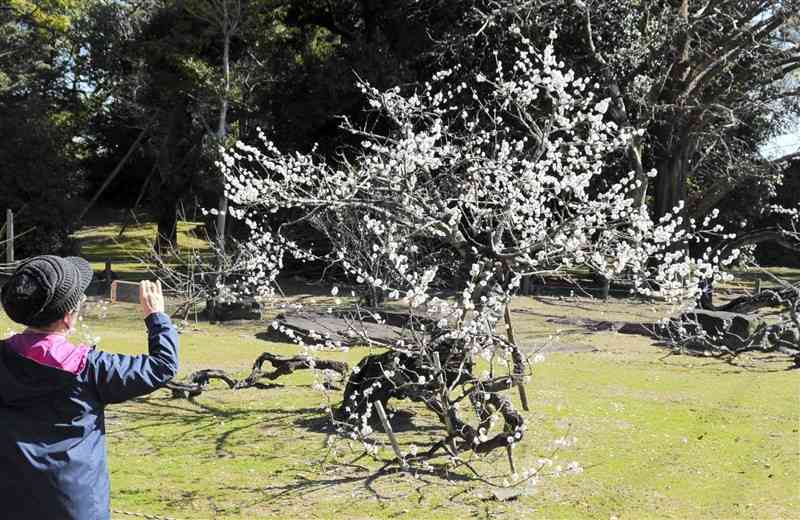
[139,280,165,318]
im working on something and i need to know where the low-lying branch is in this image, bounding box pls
[166,352,349,398]
[707,284,800,314]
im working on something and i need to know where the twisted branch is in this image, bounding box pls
[166,352,349,398]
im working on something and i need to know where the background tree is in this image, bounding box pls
[0,0,89,255]
[430,1,799,221]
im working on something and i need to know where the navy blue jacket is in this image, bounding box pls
[0,312,179,520]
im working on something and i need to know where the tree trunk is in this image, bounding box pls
[654,136,690,220]
[698,279,713,309]
[153,96,189,255]
[215,26,231,255]
[360,0,379,42]
[155,199,179,255]
[720,227,800,256]
[627,135,648,207]
[652,0,692,220]
[206,25,233,322]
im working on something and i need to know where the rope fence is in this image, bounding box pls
[112,508,184,520]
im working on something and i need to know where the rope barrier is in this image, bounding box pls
[112,508,184,520]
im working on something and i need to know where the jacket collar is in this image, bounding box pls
[4,333,90,375]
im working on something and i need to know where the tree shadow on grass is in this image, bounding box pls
[512,313,796,373]
[241,456,489,507]
[294,407,443,437]
[116,392,456,466]
[110,394,514,515]
[654,349,797,373]
[115,393,368,453]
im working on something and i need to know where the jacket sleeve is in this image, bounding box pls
[87,312,179,404]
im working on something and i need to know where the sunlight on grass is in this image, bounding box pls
[71,221,212,276]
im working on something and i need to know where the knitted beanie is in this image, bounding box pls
[1,256,93,327]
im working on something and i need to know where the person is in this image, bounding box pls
[0,255,179,519]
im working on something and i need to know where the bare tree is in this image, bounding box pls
[185,0,245,254]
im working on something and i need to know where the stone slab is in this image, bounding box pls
[267,310,427,346]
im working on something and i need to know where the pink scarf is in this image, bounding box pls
[5,333,90,375]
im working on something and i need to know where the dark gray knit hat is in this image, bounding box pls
[1,255,93,327]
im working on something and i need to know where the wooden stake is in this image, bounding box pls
[601,275,610,301]
[506,445,516,474]
[6,209,13,263]
[432,351,458,453]
[504,305,530,411]
[373,400,405,466]
[102,260,114,291]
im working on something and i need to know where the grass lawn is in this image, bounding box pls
[71,215,210,279]
[0,221,797,519]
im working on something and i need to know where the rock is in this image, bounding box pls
[670,310,763,347]
[488,481,538,501]
[265,309,426,346]
[615,322,657,336]
[213,299,262,321]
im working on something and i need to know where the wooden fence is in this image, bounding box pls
[0,209,15,278]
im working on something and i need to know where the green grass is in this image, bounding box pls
[2,294,797,519]
[71,219,211,280]
[1,221,796,519]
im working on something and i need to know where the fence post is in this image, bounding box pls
[5,209,13,263]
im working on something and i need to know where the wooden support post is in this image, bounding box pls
[755,279,762,294]
[103,260,114,291]
[6,209,13,263]
[601,275,610,301]
[373,400,406,466]
[78,125,149,223]
[506,444,517,474]
[432,351,458,453]
[118,163,157,239]
[504,305,530,411]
